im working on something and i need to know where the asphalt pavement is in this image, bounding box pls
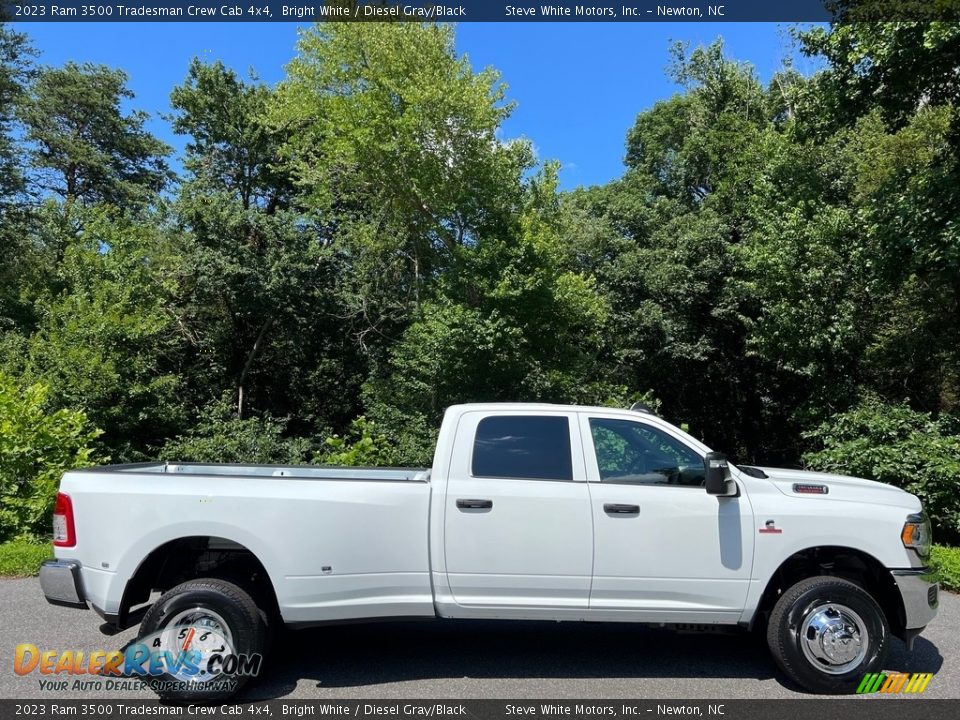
[1,577,957,699]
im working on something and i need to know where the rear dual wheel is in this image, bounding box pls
[137,578,267,701]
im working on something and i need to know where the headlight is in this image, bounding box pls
[901,512,932,559]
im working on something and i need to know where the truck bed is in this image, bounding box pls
[58,461,436,625]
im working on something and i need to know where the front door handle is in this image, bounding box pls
[457,498,493,510]
[604,503,639,515]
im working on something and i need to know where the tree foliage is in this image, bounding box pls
[273,23,533,348]
[804,397,960,544]
[160,394,312,465]
[169,59,362,429]
[1,205,186,459]
[0,23,32,204]
[0,372,102,541]
[18,61,170,207]
[0,23,34,330]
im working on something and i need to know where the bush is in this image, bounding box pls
[803,397,960,544]
[931,545,960,593]
[160,394,314,464]
[315,416,400,467]
[0,373,103,542]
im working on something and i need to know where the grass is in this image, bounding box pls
[932,544,960,594]
[0,539,53,577]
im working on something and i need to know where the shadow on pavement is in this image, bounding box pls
[235,619,942,700]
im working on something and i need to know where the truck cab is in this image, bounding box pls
[432,404,752,621]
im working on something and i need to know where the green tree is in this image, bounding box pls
[169,59,363,430]
[0,23,34,330]
[742,94,960,422]
[315,416,399,467]
[797,23,960,137]
[365,166,617,464]
[1,205,186,460]
[564,40,791,460]
[0,22,32,204]
[626,40,768,223]
[18,61,170,208]
[171,59,294,212]
[273,22,534,344]
[0,372,102,541]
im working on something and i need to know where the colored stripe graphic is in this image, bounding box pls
[856,672,933,694]
[880,673,908,693]
[855,673,875,693]
[904,673,933,694]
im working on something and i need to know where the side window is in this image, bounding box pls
[589,418,704,486]
[472,415,573,481]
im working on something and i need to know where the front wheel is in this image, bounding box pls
[766,576,888,694]
[136,578,267,701]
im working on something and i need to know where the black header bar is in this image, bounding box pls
[3,0,960,23]
[2,699,960,720]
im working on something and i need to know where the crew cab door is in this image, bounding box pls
[579,413,754,622]
[441,411,593,613]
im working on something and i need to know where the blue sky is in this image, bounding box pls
[15,22,819,189]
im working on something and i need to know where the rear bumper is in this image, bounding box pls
[39,559,87,609]
[891,567,938,630]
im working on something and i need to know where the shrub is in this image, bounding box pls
[0,373,102,541]
[159,394,314,464]
[803,397,960,544]
[931,545,960,594]
[315,416,401,467]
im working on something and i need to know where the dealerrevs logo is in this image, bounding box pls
[856,672,934,694]
[14,625,261,692]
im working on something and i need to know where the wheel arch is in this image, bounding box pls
[753,545,906,640]
[114,535,281,630]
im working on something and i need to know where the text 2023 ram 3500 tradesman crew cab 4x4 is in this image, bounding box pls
[40,403,938,698]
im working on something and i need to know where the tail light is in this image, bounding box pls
[53,492,76,547]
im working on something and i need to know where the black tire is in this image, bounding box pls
[137,578,267,701]
[766,575,888,694]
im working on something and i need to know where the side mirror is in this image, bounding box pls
[704,452,736,496]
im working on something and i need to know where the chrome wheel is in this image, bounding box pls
[799,602,868,675]
[156,607,235,684]
[139,578,265,700]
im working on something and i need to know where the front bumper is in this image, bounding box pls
[39,559,87,609]
[891,567,938,630]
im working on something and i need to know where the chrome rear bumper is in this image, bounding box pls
[39,559,87,609]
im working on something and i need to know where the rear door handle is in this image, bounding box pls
[457,498,493,510]
[604,503,639,515]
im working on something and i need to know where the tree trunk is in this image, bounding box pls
[236,317,274,419]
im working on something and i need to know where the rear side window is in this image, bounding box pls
[472,415,572,481]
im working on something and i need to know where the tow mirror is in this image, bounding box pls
[704,452,736,496]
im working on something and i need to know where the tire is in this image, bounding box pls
[766,575,888,694]
[136,578,267,701]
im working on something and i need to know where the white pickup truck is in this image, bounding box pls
[41,403,937,698]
